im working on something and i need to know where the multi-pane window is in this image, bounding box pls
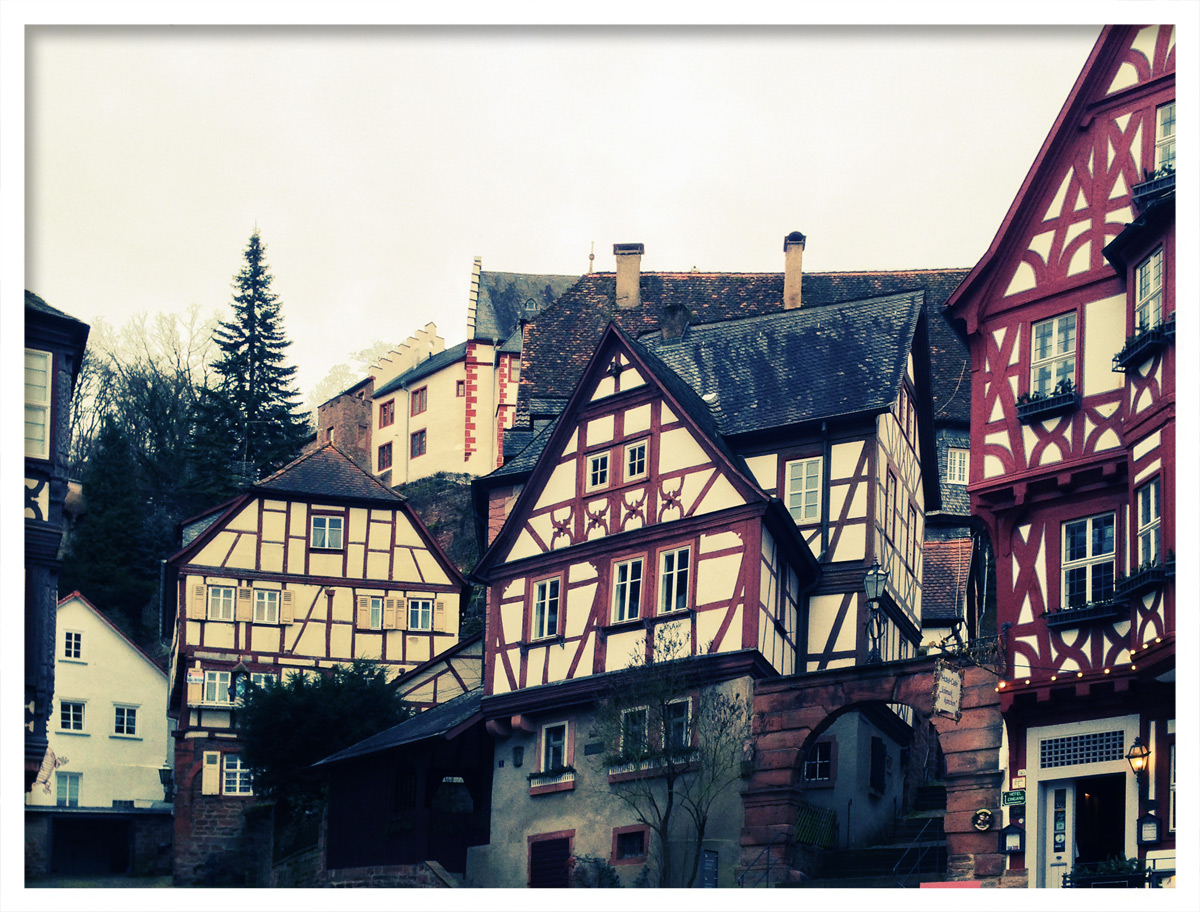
[1062,513,1115,608]
[1134,248,1164,331]
[533,579,561,639]
[1137,479,1161,567]
[947,447,970,485]
[615,829,647,861]
[204,670,232,704]
[1155,101,1175,172]
[223,755,253,795]
[411,386,428,416]
[886,472,898,540]
[56,771,81,807]
[621,708,648,758]
[803,740,833,781]
[63,630,82,660]
[253,590,280,624]
[625,441,647,480]
[114,705,137,736]
[410,429,427,458]
[378,442,393,471]
[250,672,275,689]
[1031,313,1077,397]
[24,349,51,459]
[378,398,396,428]
[365,597,383,630]
[588,452,610,490]
[60,701,84,731]
[542,722,567,771]
[665,700,690,753]
[612,558,643,623]
[456,380,466,397]
[906,505,918,567]
[408,598,433,631]
[659,548,690,614]
[785,457,821,524]
[207,586,235,621]
[311,515,344,549]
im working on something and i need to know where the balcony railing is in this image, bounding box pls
[527,766,575,789]
[1113,315,1175,372]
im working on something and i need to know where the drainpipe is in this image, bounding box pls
[820,420,831,561]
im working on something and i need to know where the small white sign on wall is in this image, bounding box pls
[933,661,963,721]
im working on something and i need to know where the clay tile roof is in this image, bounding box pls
[254,443,403,503]
[922,538,973,624]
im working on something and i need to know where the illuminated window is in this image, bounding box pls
[1031,313,1076,397]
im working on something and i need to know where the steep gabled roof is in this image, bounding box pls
[640,291,925,437]
[921,538,972,625]
[313,686,483,767]
[58,591,168,675]
[26,289,89,325]
[254,443,403,503]
[473,270,581,345]
[373,342,469,399]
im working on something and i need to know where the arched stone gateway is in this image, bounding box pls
[741,655,1004,886]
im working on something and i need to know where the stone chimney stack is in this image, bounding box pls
[614,243,644,309]
[783,231,806,310]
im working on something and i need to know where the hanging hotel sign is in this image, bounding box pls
[933,661,963,721]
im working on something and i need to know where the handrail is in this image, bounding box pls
[736,832,787,888]
[891,816,936,887]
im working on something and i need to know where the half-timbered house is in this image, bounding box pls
[945,24,1175,888]
[466,242,947,885]
[164,443,467,884]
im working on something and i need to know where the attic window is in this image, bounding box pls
[946,448,969,485]
[311,515,344,550]
[587,452,610,491]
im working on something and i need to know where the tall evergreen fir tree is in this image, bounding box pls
[191,230,309,499]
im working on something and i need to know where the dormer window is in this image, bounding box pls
[1134,248,1164,331]
[1031,313,1076,397]
[947,447,969,485]
[1155,102,1175,173]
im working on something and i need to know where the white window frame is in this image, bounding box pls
[204,670,232,704]
[60,700,85,732]
[658,547,691,615]
[253,589,280,624]
[1030,313,1077,398]
[207,586,235,621]
[620,706,649,758]
[1134,248,1164,331]
[803,740,833,781]
[223,755,253,795]
[541,721,569,772]
[785,456,822,524]
[311,514,344,550]
[946,447,969,485]
[63,630,83,660]
[56,771,81,807]
[1062,512,1115,608]
[365,596,383,630]
[611,557,644,623]
[408,598,433,631]
[24,349,51,459]
[250,671,276,689]
[664,698,691,753]
[1136,479,1161,567]
[625,440,648,481]
[113,704,138,737]
[1155,101,1175,172]
[532,578,561,640]
[587,451,610,491]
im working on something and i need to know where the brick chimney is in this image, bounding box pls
[614,243,644,309]
[783,231,806,310]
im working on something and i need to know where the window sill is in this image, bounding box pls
[1016,391,1079,424]
[309,547,345,553]
[196,702,235,710]
[602,617,644,634]
[801,779,835,790]
[110,734,143,741]
[60,658,87,665]
[522,635,565,652]
[59,730,89,737]
[528,769,576,795]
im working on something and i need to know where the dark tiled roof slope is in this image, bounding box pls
[922,272,972,424]
[474,271,582,344]
[25,289,88,324]
[314,687,483,766]
[255,443,403,502]
[517,269,968,419]
[641,292,923,437]
[922,538,972,624]
[935,430,972,517]
[374,342,469,399]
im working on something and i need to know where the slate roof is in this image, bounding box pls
[25,289,89,325]
[640,292,924,437]
[473,271,581,345]
[373,342,469,399]
[313,687,483,767]
[516,269,968,425]
[922,538,972,624]
[254,443,404,503]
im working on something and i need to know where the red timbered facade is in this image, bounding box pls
[164,444,466,884]
[945,24,1175,888]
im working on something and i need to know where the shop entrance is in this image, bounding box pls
[1040,773,1126,887]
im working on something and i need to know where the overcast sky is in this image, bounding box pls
[19,22,1112,404]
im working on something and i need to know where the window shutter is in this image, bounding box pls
[280,590,294,625]
[356,596,370,629]
[236,587,252,622]
[189,584,206,620]
[202,752,220,795]
[383,598,397,630]
[396,599,408,631]
[434,600,447,632]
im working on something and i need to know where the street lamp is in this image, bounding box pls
[1126,736,1160,844]
[864,560,887,664]
[1126,736,1151,783]
[159,763,175,802]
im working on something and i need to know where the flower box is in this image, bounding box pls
[1044,600,1126,629]
[1114,561,1172,598]
[1017,389,1079,424]
[1113,316,1174,373]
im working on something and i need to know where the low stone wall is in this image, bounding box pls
[323,863,448,888]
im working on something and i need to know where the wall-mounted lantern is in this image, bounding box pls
[512,745,524,768]
[863,560,887,664]
[1126,736,1151,781]
[159,763,175,802]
